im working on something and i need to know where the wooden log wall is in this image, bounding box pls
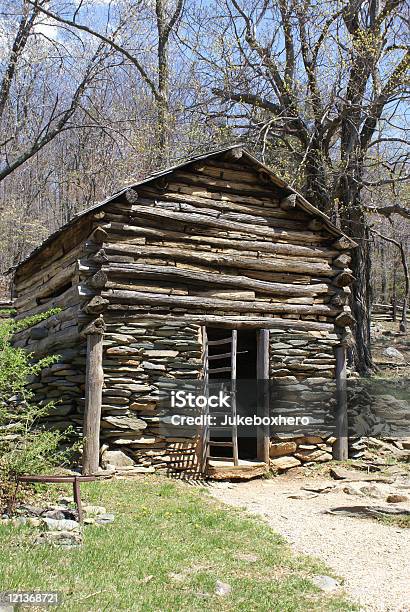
[80,157,353,471]
[11,217,96,437]
[12,153,355,473]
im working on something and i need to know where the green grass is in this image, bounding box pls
[0,477,356,611]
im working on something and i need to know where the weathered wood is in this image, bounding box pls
[104,246,335,277]
[90,249,109,264]
[125,188,139,204]
[12,147,357,481]
[256,329,270,464]
[86,270,108,290]
[106,231,337,259]
[231,330,239,466]
[308,218,323,231]
[333,271,355,287]
[333,236,353,251]
[223,147,243,161]
[102,262,330,297]
[89,226,108,244]
[333,346,348,460]
[280,194,297,210]
[106,308,336,331]
[116,206,327,245]
[81,295,110,314]
[172,171,275,197]
[103,289,339,316]
[334,311,355,328]
[333,253,351,268]
[82,316,105,475]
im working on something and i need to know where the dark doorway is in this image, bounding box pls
[206,327,258,461]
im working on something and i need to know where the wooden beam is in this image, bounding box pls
[256,329,270,464]
[333,345,348,461]
[231,330,239,466]
[82,316,105,475]
[223,147,243,161]
[280,194,297,210]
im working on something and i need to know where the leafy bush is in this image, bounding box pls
[0,310,75,511]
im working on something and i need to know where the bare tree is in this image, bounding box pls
[189,0,409,372]
[0,0,110,183]
[372,230,409,332]
[29,0,185,164]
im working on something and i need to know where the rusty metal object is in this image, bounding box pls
[18,475,96,524]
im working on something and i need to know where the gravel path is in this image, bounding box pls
[209,474,410,611]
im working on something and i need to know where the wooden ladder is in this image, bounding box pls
[202,329,239,467]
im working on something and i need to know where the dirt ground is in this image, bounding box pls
[209,465,410,612]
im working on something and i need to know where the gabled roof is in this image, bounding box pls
[11,144,356,273]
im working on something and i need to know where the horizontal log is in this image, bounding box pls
[102,289,339,316]
[334,312,355,327]
[280,194,297,210]
[189,289,256,300]
[89,226,108,244]
[135,197,308,230]
[192,163,270,186]
[333,271,355,287]
[119,206,326,245]
[15,217,93,281]
[14,286,81,321]
[106,221,338,259]
[105,280,188,295]
[82,295,110,314]
[102,263,330,297]
[86,270,108,290]
[15,244,84,293]
[172,170,275,197]
[106,308,336,333]
[333,253,351,268]
[103,244,335,277]
[333,237,353,251]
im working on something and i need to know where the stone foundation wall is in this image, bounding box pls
[100,316,202,474]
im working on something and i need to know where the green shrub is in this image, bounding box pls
[0,310,75,512]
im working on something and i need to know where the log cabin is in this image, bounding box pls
[10,145,357,479]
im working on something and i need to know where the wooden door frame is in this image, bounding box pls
[256,329,270,463]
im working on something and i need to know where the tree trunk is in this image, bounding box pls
[380,241,388,303]
[344,205,374,374]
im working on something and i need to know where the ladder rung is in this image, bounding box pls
[209,441,234,447]
[208,338,232,346]
[208,350,248,361]
[208,352,231,361]
[208,366,231,374]
[208,455,233,461]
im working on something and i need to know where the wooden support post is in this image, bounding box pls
[82,316,105,475]
[333,345,348,460]
[231,330,239,466]
[256,329,270,464]
[199,325,209,474]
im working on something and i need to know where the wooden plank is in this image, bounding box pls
[103,261,330,297]
[333,345,348,461]
[104,245,335,276]
[202,337,232,347]
[256,329,270,464]
[103,289,338,317]
[231,330,239,466]
[82,317,105,475]
[199,325,209,474]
